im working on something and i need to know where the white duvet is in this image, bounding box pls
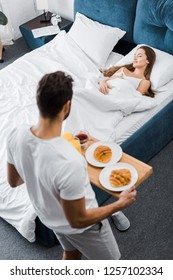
[0,31,157,242]
[66,71,157,141]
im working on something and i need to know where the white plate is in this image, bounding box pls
[85,141,122,167]
[99,163,138,192]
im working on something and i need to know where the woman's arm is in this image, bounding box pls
[137,80,151,95]
[99,67,124,94]
[99,79,111,94]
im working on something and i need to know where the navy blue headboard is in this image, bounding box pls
[134,0,173,54]
[74,0,173,55]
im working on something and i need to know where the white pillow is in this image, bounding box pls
[68,12,126,67]
[115,44,173,90]
[104,51,124,69]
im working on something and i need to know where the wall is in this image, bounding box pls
[0,0,38,40]
[49,0,74,21]
[0,0,74,41]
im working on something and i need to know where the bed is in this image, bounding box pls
[0,0,173,246]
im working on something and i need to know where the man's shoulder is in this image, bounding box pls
[7,125,30,146]
[50,139,86,166]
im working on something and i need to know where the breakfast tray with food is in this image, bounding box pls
[84,139,153,197]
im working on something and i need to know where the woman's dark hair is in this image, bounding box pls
[36,71,73,119]
[102,46,156,97]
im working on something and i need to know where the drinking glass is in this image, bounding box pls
[73,129,89,150]
[70,136,82,153]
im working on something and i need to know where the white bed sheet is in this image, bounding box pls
[0,31,172,242]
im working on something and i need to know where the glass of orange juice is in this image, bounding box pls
[62,132,73,141]
[62,132,81,153]
[69,137,81,153]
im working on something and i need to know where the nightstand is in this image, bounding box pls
[19,12,72,50]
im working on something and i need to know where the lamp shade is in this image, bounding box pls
[36,0,48,10]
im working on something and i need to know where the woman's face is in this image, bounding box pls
[133,48,149,69]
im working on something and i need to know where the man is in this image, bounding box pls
[7,71,136,260]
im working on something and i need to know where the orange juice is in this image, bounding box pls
[70,137,82,153]
[62,132,73,141]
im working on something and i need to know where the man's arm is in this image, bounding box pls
[60,187,136,228]
[7,162,24,188]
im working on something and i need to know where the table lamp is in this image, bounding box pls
[36,0,51,23]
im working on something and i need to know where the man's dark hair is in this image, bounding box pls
[36,71,73,119]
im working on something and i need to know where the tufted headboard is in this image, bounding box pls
[74,0,173,55]
[134,0,173,54]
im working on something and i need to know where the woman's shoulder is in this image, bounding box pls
[138,79,151,93]
[140,79,151,86]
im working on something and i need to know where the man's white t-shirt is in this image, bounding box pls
[7,126,98,234]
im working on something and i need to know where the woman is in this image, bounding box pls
[99,46,156,97]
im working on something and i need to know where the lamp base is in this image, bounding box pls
[40,19,51,23]
[40,11,51,24]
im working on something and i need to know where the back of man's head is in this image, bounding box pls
[36,71,73,119]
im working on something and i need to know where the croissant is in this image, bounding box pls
[94,145,112,163]
[109,168,131,187]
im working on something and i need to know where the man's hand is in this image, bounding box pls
[117,186,137,209]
